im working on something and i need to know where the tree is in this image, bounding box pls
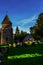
[14,26,20,43]
[20,30,27,42]
[30,13,43,40]
[13,29,27,43]
[15,26,20,35]
[30,27,35,35]
[36,13,43,37]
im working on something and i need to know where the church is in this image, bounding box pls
[0,15,13,44]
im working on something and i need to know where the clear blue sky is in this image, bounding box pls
[0,0,43,33]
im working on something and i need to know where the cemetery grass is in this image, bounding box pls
[0,42,43,65]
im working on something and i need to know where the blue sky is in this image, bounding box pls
[0,0,43,33]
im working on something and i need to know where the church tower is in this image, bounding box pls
[1,15,13,44]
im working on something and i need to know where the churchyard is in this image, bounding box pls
[0,42,43,65]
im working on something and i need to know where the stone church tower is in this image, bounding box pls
[1,15,13,44]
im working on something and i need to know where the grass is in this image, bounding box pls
[8,53,42,59]
[5,56,43,65]
[0,44,8,48]
[0,42,43,65]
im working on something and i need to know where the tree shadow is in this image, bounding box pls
[8,44,43,56]
[3,55,43,65]
[1,44,43,65]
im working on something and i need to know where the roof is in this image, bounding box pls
[23,34,34,42]
[2,15,12,24]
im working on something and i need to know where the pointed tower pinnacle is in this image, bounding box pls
[2,14,12,24]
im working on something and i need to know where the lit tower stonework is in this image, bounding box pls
[1,15,13,44]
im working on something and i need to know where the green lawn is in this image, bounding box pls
[0,42,43,65]
[8,53,42,59]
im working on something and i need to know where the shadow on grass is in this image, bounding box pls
[1,44,43,65]
[8,44,43,56]
[4,55,43,65]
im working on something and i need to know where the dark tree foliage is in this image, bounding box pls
[13,26,27,43]
[15,26,20,34]
[36,13,43,37]
[13,26,20,43]
[30,13,43,40]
